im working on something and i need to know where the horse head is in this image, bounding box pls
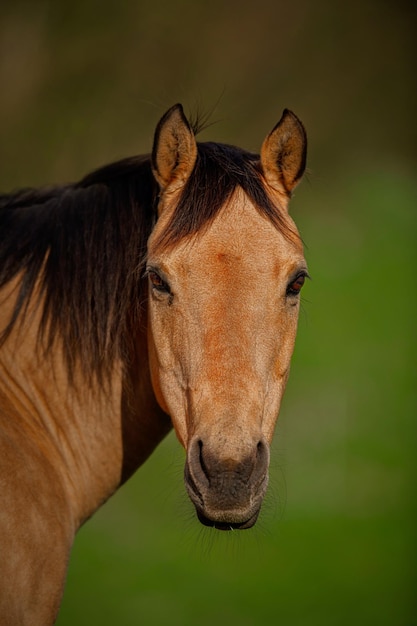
[147,104,307,529]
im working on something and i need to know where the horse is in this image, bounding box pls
[0,103,308,624]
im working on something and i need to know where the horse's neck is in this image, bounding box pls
[0,283,171,529]
[0,317,123,527]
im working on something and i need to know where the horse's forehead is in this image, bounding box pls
[164,190,303,276]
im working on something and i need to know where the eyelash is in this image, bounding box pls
[147,269,171,294]
[286,272,308,296]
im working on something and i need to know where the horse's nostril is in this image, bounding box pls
[252,439,270,485]
[256,439,268,460]
[198,439,210,483]
[186,438,210,491]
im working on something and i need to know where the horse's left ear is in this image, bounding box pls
[260,109,307,197]
[152,104,197,192]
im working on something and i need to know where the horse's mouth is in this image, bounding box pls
[184,437,269,531]
[195,506,261,531]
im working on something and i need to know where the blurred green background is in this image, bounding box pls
[0,1,415,624]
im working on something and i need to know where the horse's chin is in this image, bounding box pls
[195,507,261,531]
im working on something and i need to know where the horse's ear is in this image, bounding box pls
[260,109,307,197]
[152,104,197,192]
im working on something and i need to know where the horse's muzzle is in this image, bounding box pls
[184,437,270,530]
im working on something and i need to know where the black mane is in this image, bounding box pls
[0,155,157,382]
[0,142,294,382]
[153,142,294,251]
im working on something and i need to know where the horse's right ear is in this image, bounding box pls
[152,104,197,193]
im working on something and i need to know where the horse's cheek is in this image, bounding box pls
[147,309,191,446]
[147,315,172,416]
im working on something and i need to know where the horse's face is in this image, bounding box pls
[147,105,307,530]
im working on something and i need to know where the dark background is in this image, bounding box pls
[0,1,415,624]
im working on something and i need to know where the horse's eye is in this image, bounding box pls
[148,270,170,293]
[286,273,306,296]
